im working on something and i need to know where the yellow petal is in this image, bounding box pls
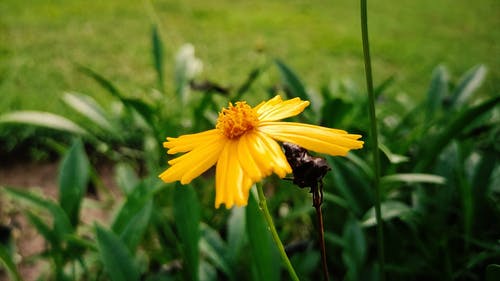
[164,129,222,154]
[258,122,363,156]
[250,131,292,178]
[256,96,310,122]
[159,138,226,184]
[237,134,264,181]
[253,95,282,113]
[215,141,254,208]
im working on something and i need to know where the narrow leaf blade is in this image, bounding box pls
[95,225,141,281]
[58,139,90,226]
[275,59,309,100]
[173,184,200,281]
[0,111,89,135]
[246,192,280,281]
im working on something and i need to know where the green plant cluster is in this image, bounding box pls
[0,25,499,281]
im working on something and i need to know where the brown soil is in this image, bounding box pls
[0,161,118,281]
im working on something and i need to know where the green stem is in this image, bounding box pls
[360,0,385,280]
[256,184,300,281]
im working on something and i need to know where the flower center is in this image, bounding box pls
[216,101,259,139]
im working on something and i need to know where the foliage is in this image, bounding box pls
[1,23,499,281]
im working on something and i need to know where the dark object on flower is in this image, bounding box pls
[283,142,331,189]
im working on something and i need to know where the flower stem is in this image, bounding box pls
[360,0,385,280]
[312,183,329,281]
[256,183,300,281]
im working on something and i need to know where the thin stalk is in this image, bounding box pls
[313,183,329,281]
[256,184,300,281]
[360,0,385,280]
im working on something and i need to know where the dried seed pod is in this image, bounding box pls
[283,142,330,189]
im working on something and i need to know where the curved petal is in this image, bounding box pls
[215,140,254,208]
[249,131,292,178]
[256,95,310,122]
[253,95,283,113]
[237,133,265,181]
[164,129,222,154]
[258,122,363,156]
[159,137,226,184]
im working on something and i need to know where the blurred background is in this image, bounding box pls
[0,0,499,281]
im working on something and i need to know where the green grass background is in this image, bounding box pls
[1,0,498,114]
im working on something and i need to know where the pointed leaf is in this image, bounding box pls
[4,188,73,238]
[199,224,232,278]
[173,184,200,281]
[275,59,309,101]
[379,143,409,164]
[114,163,139,195]
[426,65,449,120]
[77,65,123,99]
[226,207,246,263]
[62,92,119,136]
[0,111,88,135]
[0,244,22,281]
[450,65,487,108]
[152,24,165,93]
[119,199,153,252]
[95,225,141,281]
[342,218,366,279]
[486,264,500,281]
[417,95,500,171]
[112,182,152,234]
[381,173,446,185]
[25,211,58,247]
[59,139,90,226]
[362,200,412,227]
[246,192,280,281]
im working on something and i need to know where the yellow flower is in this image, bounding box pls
[159,95,363,208]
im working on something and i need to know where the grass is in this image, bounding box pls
[0,0,498,115]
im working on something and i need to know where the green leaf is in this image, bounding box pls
[4,187,73,239]
[0,244,22,281]
[381,173,446,185]
[342,218,366,280]
[25,211,58,247]
[111,182,152,235]
[226,207,246,264]
[119,199,153,252]
[114,163,139,195]
[173,184,200,281]
[121,97,156,127]
[426,65,449,121]
[199,224,232,279]
[379,143,409,164]
[323,192,349,209]
[246,192,280,281]
[449,64,487,108]
[59,139,90,226]
[362,200,412,227]
[486,264,500,281]
[417,95,500,171]
[77,65,123,99]
[0,111,89,136]
[78,65,156,126]
[62,92,119,136]
[275,59,309,101]
[152,24,165,93]
[95,225,141,281]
